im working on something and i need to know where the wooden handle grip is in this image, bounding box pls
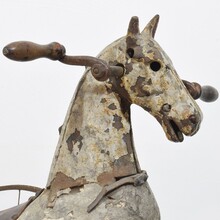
[183,80,218,102]
[200,85,219,102]
[3,41,66,61]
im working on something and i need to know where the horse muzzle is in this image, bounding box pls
[162,111,202,142]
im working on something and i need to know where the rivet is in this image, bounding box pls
[162,103,171,112]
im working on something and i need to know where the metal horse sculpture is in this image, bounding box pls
[0,15,218,219]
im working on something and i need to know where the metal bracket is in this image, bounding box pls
[87,170,148,213]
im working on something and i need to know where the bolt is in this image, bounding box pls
[189,114,197,124]
[162,103,171,112]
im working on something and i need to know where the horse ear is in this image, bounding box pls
[127,16,140,37]
[141,15,160,38]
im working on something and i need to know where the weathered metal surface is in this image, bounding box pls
[2,15,218,219]
[15,183,160,220]
[0,203,30,220]
[87,171,148,212]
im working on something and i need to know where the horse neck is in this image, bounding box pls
[47,69,140,187]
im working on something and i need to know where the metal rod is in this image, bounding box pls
[0,185,42,193]
[18,190,21,205]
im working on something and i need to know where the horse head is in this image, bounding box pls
[3,15,206,143]
[98,15,202,142]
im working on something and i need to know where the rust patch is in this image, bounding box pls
[130,76,150,97]
[108,73,131,103]
[147,49,163,61]
[125,62,133,74]
[66,128,83,153]
[122,133,133,154]
[181,117,198,128]
[50,172,87,191]
[126,36,138,49]
[153,50,163,61]
[133,46,144,59]
[97,171,116,186]
[112,114,123,130]
[113,155,137,178]
[130,76,145,92]
[100,98,107,103]
[123,132,142,173]
[48,172,88,207]
[120,96,131,116]
[108,103,117,110]
[106,60,132,103]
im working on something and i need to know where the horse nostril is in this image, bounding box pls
[189,115,197,124]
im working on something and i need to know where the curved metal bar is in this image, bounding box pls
[59,55,111,81]
[0,185,42,193]
[59,55,124,81]
[59,55,106,67]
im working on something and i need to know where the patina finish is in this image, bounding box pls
[1,15,218,220]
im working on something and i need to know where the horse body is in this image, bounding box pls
[1,15,203,220]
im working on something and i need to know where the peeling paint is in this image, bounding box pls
[113,155,137,178]
[48,172,87,208]
[108,103,117,110]
[112,114,123,130]
[66,128,83,153]
[100,98,107,103]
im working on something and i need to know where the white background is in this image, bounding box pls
[0,1,219,219]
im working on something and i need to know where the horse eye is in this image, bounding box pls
[127,48,134,58]
[150,61,161,72]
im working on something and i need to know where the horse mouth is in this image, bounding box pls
[161,112,202,143]
[168,119,184,142]
[161,117,184,142]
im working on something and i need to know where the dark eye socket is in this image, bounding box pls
[126,48,134,58]
[126,49,162,72]
[150,61,161,71]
